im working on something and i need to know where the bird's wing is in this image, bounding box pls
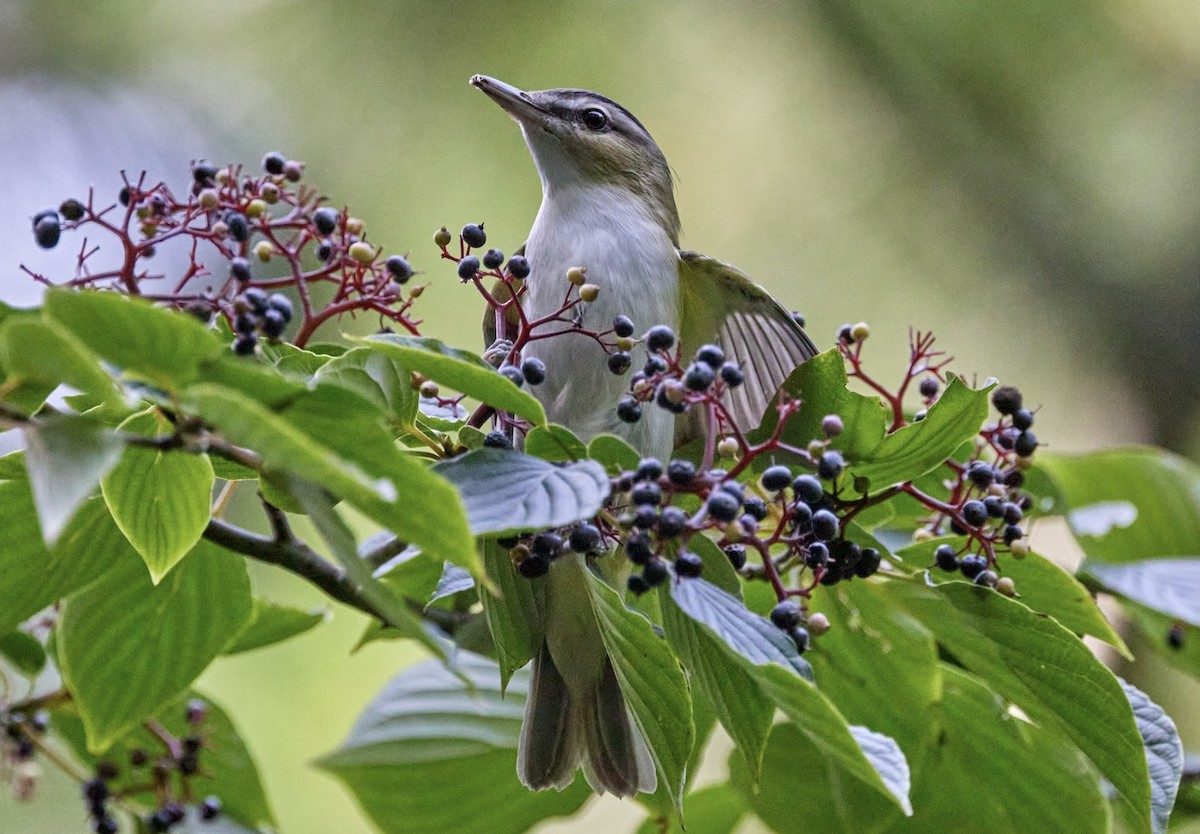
[678,250,818,431]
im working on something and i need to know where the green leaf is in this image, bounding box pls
[635,784,745,834]
[434,448,610,536]
[1123,600,1200,680]
[885,578,1152,832]
[524,423,587,461]
[358,334,546,426]
[579,562,694,811]
[806,580,941,757]
[893,538,1129,655]
[0,449,26,480]
[0,316,124,411]
[430,563,475,604]
[52,689,275,830]
[1119,679,1183,834]
[44,289,224,390]
[315,346,419,427]
[587,433,641,473]
[287,477,449,661]
[1084,557,1200,626]
[22,414,124,545]
[102,411,215,581]
[58,540,254,752]
[223,598,327,655]
[1039,447,1200,565]
[197,352,308,407]
[0,487,128,636]
[760,351,990,495]
[479,539,538,691]
[317,652,590,834]
[182,383,478,575]
[0,630,46,677]
[661,586,774,784]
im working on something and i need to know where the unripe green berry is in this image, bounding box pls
[253,240,275,262]
[566,266,587,286]
[434,226,452,248]
[579,283,600,302]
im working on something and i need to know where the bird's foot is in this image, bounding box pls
[483,338,514,367]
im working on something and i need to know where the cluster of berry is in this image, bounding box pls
[25,153,423,351]
[613,330,745,424]
[1,708,48,800]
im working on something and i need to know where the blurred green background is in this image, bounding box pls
[2,0,1198,831]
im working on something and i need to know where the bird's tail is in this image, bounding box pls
[517,642,657,797]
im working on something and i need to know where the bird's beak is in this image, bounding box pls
[470,75,546,125]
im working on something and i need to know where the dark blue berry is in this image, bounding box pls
[854,547,881,578]
[1014,431,1038,457]
[805,541,830,569]
[684,362,715,391]
[531,533,563,559]
[959,554,987,579]
[625,532,653,564]
[266,293,293,323]
[918,377,939,398]
[674,551,704,577]
[507,255,531,279]
[385,255,414,282]
[760,465,791,493]
[60,198,86,221]
[316,240,334,261]
[192,160,218,184]
[34,215,61,249]
[667,459,696,486]
[643,355,668,374]
[499,364,524,387]
[261,309,286,338]
[645,325,676,352]
[657,506,688,538]
[616,397,642,424]
[200,796,223,821]
[655,383,688,414]
[934,544,958,572]
[461,223,486,248]
[1012,408,1034,431]
[483,431,512,449]
[967,461,994,488]
[1003,524,1024,545]
[457,255,481,280]
[118,186,131,206]
[992,386,1022,415]
[607,351,632,375]
[234,312,256,335]
[229,257,252,282]
[706,491,740,522]
[770,600,802,630]
[643,557,670,586]
[612,315,635,338]
[1002,502,1023,525]
[630,482,662,507]
[225,211,249,242]
[789,626,810,653]
[743,496,768,521]
[791,501,813,531]
[792,475,824,504]
[233,334,257,355]
[518,554,550,578]
[482,248,504,269]
[817,451,845,480]
[262,152,286,174]
[695,343,725,368]
[719,362,744,387]
[627,574,650,595]
[242,287,268,313]
[974,569,999,588]
[984,496,1005,518]
[811,509,839,541]
[962,500,988,527]
[521,357,546,385]
[635,458,664,481]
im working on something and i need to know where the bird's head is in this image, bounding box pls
[470,74,680,244]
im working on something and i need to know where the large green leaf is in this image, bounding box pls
[53,689,275,830]
[102,411,215,581]
[479,539,539,691]
[1039,447,1200,565]
[885,578,1152,832]
[358,334,546,426]
[315,346,419,428]
[759,350,989,494]
[524,424,587,462]
[0,630,46,677]
[58,540,254,752]
[587,433,641,473]
[434,448,611,536]
[664,577,910,815]
[634,783,745,834]
[806,580,941,758]
[0,315,124,411]
[893,537,1128,654]
[182,383,478,575]
[579,563,694,811]
[661,587,774,784]
[316,652,590,834]
[0,486,129,635]
[22,414,124,545]
[44,289,224,389]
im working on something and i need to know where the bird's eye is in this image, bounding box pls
[581,108,609,131]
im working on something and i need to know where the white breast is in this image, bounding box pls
[522,183,680,459]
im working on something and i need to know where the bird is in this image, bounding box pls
[470,74,817,799]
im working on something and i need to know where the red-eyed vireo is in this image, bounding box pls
[471,75,816,798]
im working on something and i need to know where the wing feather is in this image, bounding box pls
[678,251,818,431]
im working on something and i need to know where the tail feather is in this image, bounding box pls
[518,644,657,797]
